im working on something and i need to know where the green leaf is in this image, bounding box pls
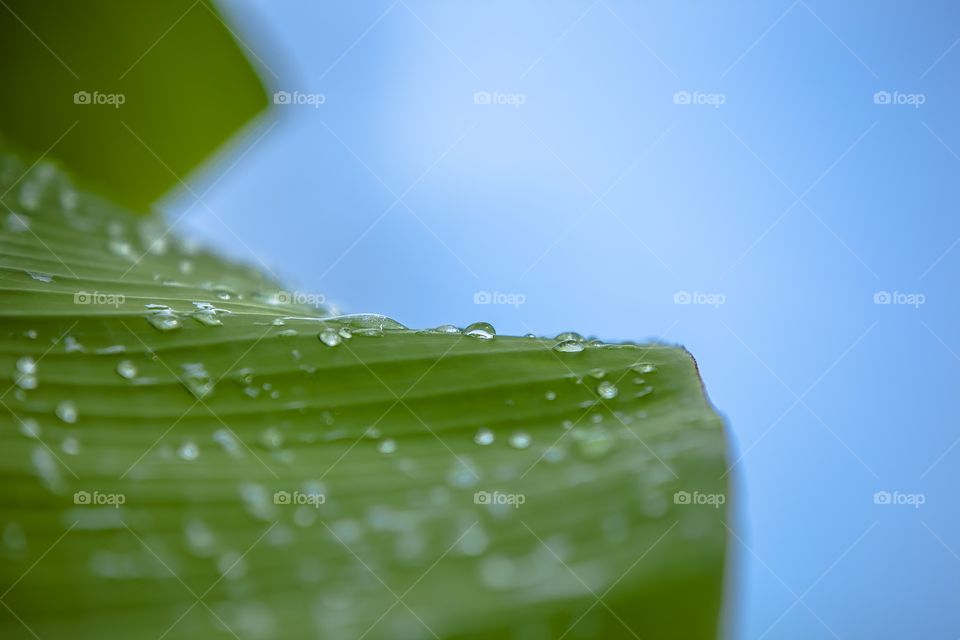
[0,0,269,211]
[0,152,730,639]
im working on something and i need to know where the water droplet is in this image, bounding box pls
[433,324,461,334]
[180,362,214,399]
[213,428,243,458]
[458,525,489,556]
[64,335,84,353]
[190,301,224,327]
[56,400,77,424]
[5,212,30,233]
[19,418,40,439]
[544,390,556,401]
[217,551,247,580]
[318,328,341,346]
[553,339,585,353]
[239,483,275,521]
[3,522,26,551]
[27,271,53,283]
[474,428,495,445]
[634,385,654,399]
[146,307,181,332]
[107,239,136,260]
[32,447,64,493]
[259,427,284,450]
[597,381,619,399]
[377,439,397,454]
[116,360,137,379]
[178,440,199,460]
[464,322,495,340]
[184,519,217,556]
[508,432,532,449]
[338,327,352,340]
[632,363,657,374]
[61,436,80,455]
[447,464,478,488]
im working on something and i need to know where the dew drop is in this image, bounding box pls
[16,356,36,375]
[56,400,77,424]
[184,519,217,556]
[464,322,496,340]
[553,339,585,353]
[508,432,532,449]
[178,440,199,461]
[474,428,495,446]
[259,427,284,450]
[116,360,137,380]
[19,418,41,439]
[318,328,341,346]
[597,381,619,399]
[190,301,224,327]
[180,362,214,399]
[146,307,181,332]
[64,335,84,353]
[214,428,243,458]
[377,439,397,454]
[433,324,461,334]
[544,390,556,401]
[61,436,80,455]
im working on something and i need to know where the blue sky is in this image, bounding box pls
[167,2,960,636]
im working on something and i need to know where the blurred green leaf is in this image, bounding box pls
[0,152,730,639]
[0,0,269,211]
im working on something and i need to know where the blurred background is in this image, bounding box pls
[155,1,957,637]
